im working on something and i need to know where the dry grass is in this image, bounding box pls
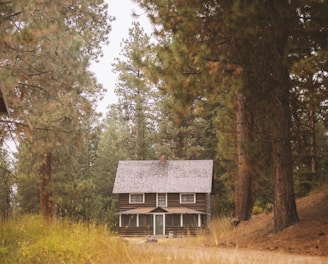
[202,217,235,246]
[1,213,326,263]
[0,215,239,264]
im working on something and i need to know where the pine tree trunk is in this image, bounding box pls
[271,65,299,233]
[236,93,253,221]
[309,109,317,183]
[40,152,56,220]
[272,96,299,232]
[268,1,299,233]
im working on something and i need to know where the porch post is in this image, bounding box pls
[119,214,122,227]
[198,214,201,227]
[180,214,183,227]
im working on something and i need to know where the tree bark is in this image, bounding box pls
[268,0,299,233]
[271,58,299,232]
[236,93,253,221]
[40,152,56,220]
[309,109,317,183]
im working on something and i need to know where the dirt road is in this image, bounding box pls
[166,246,327,264]
[133,243,328,264]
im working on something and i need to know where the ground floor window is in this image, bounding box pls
[183,214,198,227]
[120,213,202,228]
[139,214,153,227]
[166,214,181,227]
[121,214,137,227]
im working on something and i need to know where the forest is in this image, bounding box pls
[0,0,327,237]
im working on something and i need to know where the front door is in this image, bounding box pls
[154,214,164,235]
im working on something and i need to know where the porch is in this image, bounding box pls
[117,207,206,236]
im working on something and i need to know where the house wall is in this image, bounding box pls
[118,193,207,212]
[118,193,209,236]
[167,193,206,212]
[119,193,156,211]
[118,226,204,237]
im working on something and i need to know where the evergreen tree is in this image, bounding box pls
[134,0,327,231]
[91,106,128,228]
[1,0,112,219]
[112,22,156,160]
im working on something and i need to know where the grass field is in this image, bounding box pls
[1,214,326,263]
[0,215,237,264]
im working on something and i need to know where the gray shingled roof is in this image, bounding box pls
[112,160,213,193]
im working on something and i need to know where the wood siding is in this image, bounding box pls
[119,226,153,237]
[118,226,204,237]
[119,193,156,211]
[167,193,206,212]
[118,193,207,212]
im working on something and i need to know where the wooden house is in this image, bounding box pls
[112,156,214,236]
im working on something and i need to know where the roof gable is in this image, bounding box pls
[112,160,213,194]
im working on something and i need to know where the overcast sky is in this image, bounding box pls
[90,0,153,114]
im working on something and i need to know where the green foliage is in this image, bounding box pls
[251,200,273,216]
[134,0,327,229]
[0,150,12,220]
[112,22,157,160]
[0,0,112,219]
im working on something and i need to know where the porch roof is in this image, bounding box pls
[117,207,205,215]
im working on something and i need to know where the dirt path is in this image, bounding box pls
[166,246,327,264]
[134,243,328,263]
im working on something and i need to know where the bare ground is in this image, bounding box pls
[218,186,328,257]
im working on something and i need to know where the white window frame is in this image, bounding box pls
[129,193,145,204]
[180,193,196,204]
[156,193,167,207]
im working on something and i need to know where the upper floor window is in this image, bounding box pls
[180,193,196,204]
[157,193,167,207]
[129,193,144,204]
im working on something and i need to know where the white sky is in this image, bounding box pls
[90,0,153,114]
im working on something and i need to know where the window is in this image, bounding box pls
[121,214,137,227]
[180,193,196,203]
[129,193,144,204]
[183,214,198,227]
[139,215,153,227]
[157,193,167,207]
[166,214,181,227]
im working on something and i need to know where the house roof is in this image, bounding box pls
[112,160,213,194]
[117,207,205,215]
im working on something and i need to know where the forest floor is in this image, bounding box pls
[218,186,328,257]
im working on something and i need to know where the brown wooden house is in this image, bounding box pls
[112,157,214,236]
